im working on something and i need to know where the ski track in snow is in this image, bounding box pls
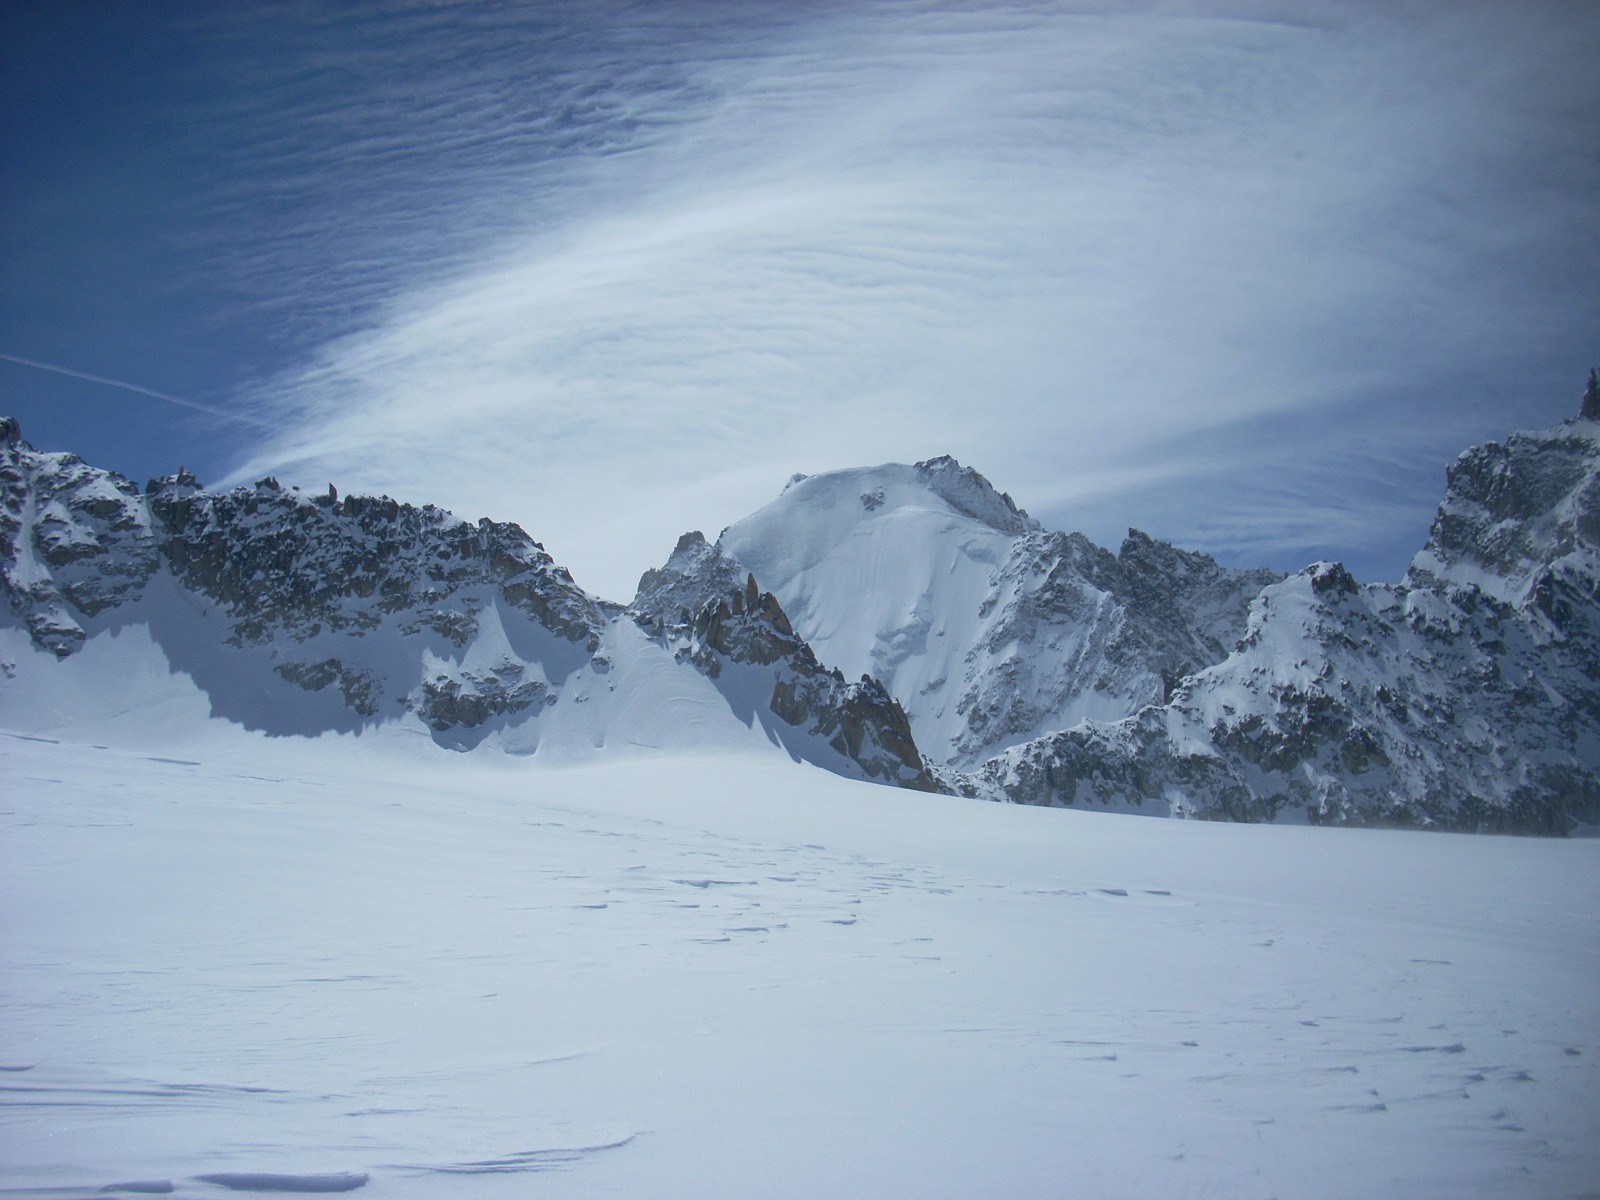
[1,731,1597,1199]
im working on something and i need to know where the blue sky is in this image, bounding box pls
[3,0,1597,600]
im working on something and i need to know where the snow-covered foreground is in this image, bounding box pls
[3,728,1597,1199]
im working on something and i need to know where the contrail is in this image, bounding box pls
[0,352,274,429]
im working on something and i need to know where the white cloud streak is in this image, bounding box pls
[207,0,1600,597]
[0,353,275,429]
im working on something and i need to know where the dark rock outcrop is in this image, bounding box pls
[631,536,936,791]
[144,471,603,651]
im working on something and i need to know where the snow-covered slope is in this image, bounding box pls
[719,456,1277,767]
[4,729,1597,1198]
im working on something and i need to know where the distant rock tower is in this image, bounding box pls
[1584,367,1600,421]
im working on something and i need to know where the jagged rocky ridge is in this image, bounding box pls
[707,394,1598,833]
[0,416,929,784]
[0,414,608,738]
[971,402,1600,833]
[630,532,936,791]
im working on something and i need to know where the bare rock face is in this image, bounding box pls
[1406,419,1600,610]
[631,538,937,792]
[949,526,1283,766]
[631,531,744,633]
[412,664,552,732]
[912,455,1036,536]
[145,473,604,651]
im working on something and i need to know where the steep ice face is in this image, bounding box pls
[720,457,1277,767]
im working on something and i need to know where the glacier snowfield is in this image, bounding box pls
[3,728,1596,1199]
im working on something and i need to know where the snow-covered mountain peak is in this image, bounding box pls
[979,392,1600,834]
[724,456,1036,569]
[147,466,205,500]
[2,421,158,656]
[717,462,1033,762]
[718,456,1279,769]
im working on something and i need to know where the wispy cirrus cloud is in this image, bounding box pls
[197,0,1600,597]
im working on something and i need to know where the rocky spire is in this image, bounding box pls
[1583,367,1599,421]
